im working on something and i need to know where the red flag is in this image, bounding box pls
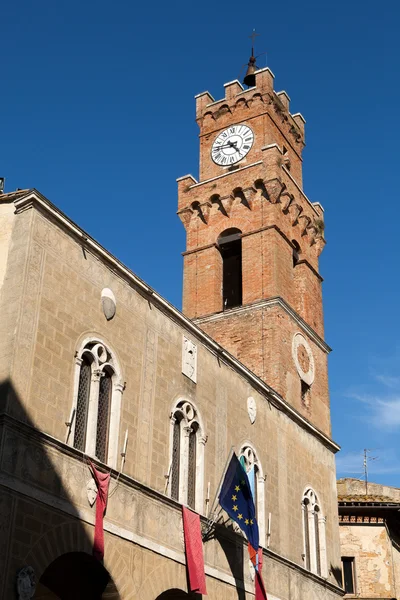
[257,547,263,572]
[248,542,257,566]
[182,506,207,595]
[255,570,268,600]
[89,461,111,561]
[249,544,267,600]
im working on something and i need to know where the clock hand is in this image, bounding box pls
[214,142,239,151]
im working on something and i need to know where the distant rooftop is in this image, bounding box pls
[337,478,400,505]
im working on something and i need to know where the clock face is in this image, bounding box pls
[211,124,254,166]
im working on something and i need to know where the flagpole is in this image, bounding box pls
[203,446,235,533]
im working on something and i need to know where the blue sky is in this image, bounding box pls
[2,1,396,485]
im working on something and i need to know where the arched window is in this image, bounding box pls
[239,444,266,546]
[169,400,206,513]
[218,228,242,310]
[292,239,301,267]
[69,339,124,468]
[302,488,327,577]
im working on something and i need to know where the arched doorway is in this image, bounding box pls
[156,590,198,600]
[34,552,120,600]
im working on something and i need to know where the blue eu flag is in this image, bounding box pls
[218,452,259,551]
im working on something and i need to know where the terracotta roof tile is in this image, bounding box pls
[338,494,399,503]
[0,189,31,202]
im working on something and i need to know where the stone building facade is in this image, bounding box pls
[338,478,400,599]
[0,61,344,599]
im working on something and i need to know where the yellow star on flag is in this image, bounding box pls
[233,505,238,512]
[238,514,243,520]
[245,518,249,525]
[231,494,237,501]
[235,485,240,492]
[250,519,254,525]
[241,480,246,486]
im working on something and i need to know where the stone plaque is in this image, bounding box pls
[182,336,197,383]
[101,288,116,320]
[247,396,257,424]
[87,477,98,507]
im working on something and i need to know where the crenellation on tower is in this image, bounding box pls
[276,90,291,110]
[195,69,305,186]
[223,79,244,99]
[292,112,306,138]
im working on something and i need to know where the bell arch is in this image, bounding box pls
[217,227,242,310]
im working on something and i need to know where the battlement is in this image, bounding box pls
[195,68,305,148]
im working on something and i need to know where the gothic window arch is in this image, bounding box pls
[239,444,266,546]
[169,399,206,513]
[302,487,327,577]
[69,338,124,468]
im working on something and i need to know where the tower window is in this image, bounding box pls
[341,557,355,594]
[292,239,301,267]
[218,228,242,310]
[283,146,291,170]
[301,380,311,406]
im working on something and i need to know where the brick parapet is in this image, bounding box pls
[195,68,305,185]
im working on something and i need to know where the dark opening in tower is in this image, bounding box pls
[218,228,242,310]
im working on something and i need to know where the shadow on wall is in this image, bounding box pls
[0,379,121,600]
[214,523,245,600]
[330,563,342,588]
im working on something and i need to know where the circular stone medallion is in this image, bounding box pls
[292,333,315,386]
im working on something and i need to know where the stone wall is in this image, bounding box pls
[0,417,342,600]
[0,195,343,598]
[339,523,396,598]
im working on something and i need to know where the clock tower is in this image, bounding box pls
[177,64,331,436]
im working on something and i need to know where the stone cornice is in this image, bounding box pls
[177,161,263,189]
[194,296,331,354]
[12,190,339,453]
[182,242,216,256]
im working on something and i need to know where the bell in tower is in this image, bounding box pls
[243,55,257,87]
[243,30,260,87]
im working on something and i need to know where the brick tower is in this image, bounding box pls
[177,65,331,435]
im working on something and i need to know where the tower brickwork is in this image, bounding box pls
[178,67,331,435]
